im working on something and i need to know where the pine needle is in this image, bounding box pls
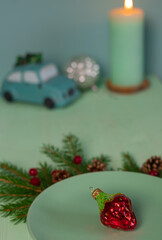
[0,163,30,182]
[63,134,84,158]
[42,144,82,175]
[159,171,162,178]
[0,162,42,224]
[122,153,141,172]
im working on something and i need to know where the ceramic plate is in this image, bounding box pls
[27,172,162,240]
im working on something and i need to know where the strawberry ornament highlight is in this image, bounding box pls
[90,188,137,231]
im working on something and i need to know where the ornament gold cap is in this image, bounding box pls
[90,187,103,200]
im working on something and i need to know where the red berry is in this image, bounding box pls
[74,155,82,165]
[30,177,40,186]
[29,168,38,176]
[149,170,159,177]
[52,170,58,175]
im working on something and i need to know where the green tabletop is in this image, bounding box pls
[0,75,162,240]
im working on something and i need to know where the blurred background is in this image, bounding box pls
[0,1,162,239]
[0,0,161,81]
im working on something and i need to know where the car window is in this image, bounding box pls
[8,72,21,83]
[24,71,39,84]
[40,64,58,82]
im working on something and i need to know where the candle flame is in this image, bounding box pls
[124,0,133,9]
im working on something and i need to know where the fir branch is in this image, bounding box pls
[0,162,42,195]
[0,178,41,193]
[62,134,88,174]
[0,194,37,197]
[122,153,141,172]
[17,214,27,220]
[38,162,53,190]
[0,162,43,224]
[0,163,30,182]
[3,205,30,212]
[0,173,41,195]
[63,134,83,158]
[42,144,81,175]
[0,184,39,196]
[66,136,76,156]
[0,199,33,224]
[159,171,162,178]
[96,155,111,165]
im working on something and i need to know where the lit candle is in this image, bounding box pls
[108,0,148,93]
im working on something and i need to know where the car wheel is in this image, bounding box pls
[44,98,55,109]
[4,92,13,102]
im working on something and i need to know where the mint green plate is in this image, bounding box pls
[27,172,162,240]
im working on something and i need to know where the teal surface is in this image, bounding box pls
[27,171,162,240]
[0,75,162,240]
[0,0,162,81]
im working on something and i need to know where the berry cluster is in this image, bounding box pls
[29,168,40,186]
[29,156,83,186]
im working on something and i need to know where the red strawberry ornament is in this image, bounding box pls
[91,188,137,231]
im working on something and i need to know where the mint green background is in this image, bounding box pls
[0,0,162,81]
[27,172,162,240]
[0,75,162,239]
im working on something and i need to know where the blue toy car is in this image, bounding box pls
[1,63,80,109]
